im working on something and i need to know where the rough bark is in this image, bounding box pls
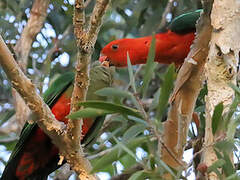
[12,0,50,133]
[67,0,111,179]
[161,0,213,170]
[158,0,176,30]
[0,32,93,180]
[0,0,110,179]
[0,35,65,143]
[203,0,240,179]
[14,0,50,70]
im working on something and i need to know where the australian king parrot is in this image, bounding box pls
[99,10,202,128]
[1,62,114,180]
[99,10,201,67]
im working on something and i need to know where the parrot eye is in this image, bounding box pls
[111,44,119,50]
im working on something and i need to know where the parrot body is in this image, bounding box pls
[100,10,201,67]
[1,63,113,180]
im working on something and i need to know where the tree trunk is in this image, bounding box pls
[203,0,240,179]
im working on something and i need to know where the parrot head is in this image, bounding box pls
[99,37,151,67]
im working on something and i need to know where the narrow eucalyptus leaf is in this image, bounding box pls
[156,64,176,120]
[78,101,142,118]
[128,170,144,180]
[67,108,112,119]
[91,136,148,173]
[127,52,137,93]
[113,136,137,160]
[212,103,224,135]
[141,35,157,97]
[207,159,225,173]
[122,124,146,142]
[95,87,132,99]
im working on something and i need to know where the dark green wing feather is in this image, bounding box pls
[1,72,74,180]
[43,72,74,106]
[169,9,202,33]
[83,62,114,146]
[1,63,114,179]
[8,72,74,161]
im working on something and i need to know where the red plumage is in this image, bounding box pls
[100,30,195,67]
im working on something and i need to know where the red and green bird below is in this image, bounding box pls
[0,62,113,180]
[99,10,201,67]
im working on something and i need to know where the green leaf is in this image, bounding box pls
[0,110,15,126]
[91,136,148,173]
[215,150,235,176]
[119,154,137,169]
[222,151,235,176]
[158,160,177,178]
[128,170,145,180]
[113,136,138,160]
[207,159,225,173]
[225,93,240,129]
[227,114,240,139]
[212,102,223,135]
[78,101,143,118]
[150,89,160,110]
[122,124,146,142]
[195,105,205,113]
[127,52,137,93]
[156,64,176,120]
[141,35,157,97]
[215,139,236,153]
[229,83,240,95]
[127,116,148,125]
[67,107,112,119]
[95,87,132,99]
[226,173,240,180]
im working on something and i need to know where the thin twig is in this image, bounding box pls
[161,0,213,169]
[0,34,65,145]
[84,0,92,8]
[87,148,113,160]
[68,0,111,179]
[158,0,176,30]
[12,0,51,136]
[133,94,185,168]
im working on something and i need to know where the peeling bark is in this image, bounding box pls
[161,0,213,170]
[12,0,50,133]
[203,1,240,179]
[0,0,111,178]
[67,0,111,179]
[158,0,176,30]
[0,35,65,141]
[14,0,50,69]
[0,32,95,180]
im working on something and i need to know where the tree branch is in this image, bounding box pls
[161,0,213,170]
[12,0,51,133]
[158,0,176,30]
[203,0,240,179]
[66,0,111,179]
[1,0,111,178]
[111,164,143,180]
[0,35,65,144]
[14,0,50,71]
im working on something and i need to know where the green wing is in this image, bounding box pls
[83,62,114,145]
[1,63,114,179]
[169,9,202,33]
[43,72,75,106]
[3,72,75,171]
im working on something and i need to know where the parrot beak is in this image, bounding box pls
[99,54,113,67]
[99,54,107,63]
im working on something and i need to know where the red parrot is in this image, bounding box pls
[99,10,201,127]
[1,62,113,180]
[99,10,201,67]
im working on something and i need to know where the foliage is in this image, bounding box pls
[1,0,240,180]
